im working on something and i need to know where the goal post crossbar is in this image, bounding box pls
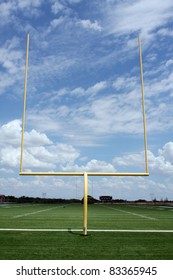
[19,172,149,176]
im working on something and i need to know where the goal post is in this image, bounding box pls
[138,35,149,174]
[20,33,29,174]
[19,34,149,235]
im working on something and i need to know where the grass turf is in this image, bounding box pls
[1,232,173,260]
[0,203,173,259]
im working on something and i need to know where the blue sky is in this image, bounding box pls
[0,0,173,200]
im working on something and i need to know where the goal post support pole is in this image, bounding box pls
[83,172,88,236]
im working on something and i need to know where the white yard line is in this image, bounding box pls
[0,228,173,232]
[100,205,157,221]
[13,205,68,218]
[0,228,81,232]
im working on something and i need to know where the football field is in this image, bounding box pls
[0,203,173,259]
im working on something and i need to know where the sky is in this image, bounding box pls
[0,0,173,201]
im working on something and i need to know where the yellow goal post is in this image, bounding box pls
[19,34,149,235]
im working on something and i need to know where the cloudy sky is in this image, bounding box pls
[0,0,173,200]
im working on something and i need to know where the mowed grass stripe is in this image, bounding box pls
[1,203,173,231]
[99,204,158,220]
[13,204,69,218]
[1,204,83,230]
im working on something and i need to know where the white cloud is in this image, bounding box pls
[112,76,138,91]
[0,120,52,148]
[26,143,80,167]
[22,149,56,170]
[0,175,83,199]
[17,0,43,9]
[85,159,116,172]
[25,64,173,147]
[51,1,65,14]
[113,152,145,168]
[27,78,145,146]
[104,0,173,41]
[0,120,53,169]
[0,142,79,171]
[95,175,169,201]
[0,0,44,25]
[157,28,173,37]
[0,120,80,171]
[71,87,85,97]
[25,129,52,147]
[0,146,21,168]
[78,19,102,31]
[145,72,173,98]
[149,151,173,176]
[147,102,173,133]
[62,159,116,172]
[67,0,82,3]
[0,71,23,94]
[28,54,76,88]
[1,119,172,200]
[0,170,170,200]
[75,94,143,134]
[113,142,173,176]
[165,59,173,67]
[57,81,108,98]
[0,120,21,147]
[0,38,23,93]
[48,143,80,164]
[86,81,108,95]
[50,17,64,28]
[158,142,173,164]
[47,17,65,33]
[0,2,14,21]
[27,146,55,162]
[50,0,81,16]
[0,168,14,174]
[27,110,61,132]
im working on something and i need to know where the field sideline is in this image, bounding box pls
[0,203,173,259]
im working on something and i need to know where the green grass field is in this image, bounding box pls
[0,203,173,259]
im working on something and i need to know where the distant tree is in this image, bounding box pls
[81,195,98,204]
[135,199,146,203]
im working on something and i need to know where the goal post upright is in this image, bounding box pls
[138,35,149,174]
[19,34,149,236]
[20,33,30,173]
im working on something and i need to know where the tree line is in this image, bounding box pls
[3,195,173,204]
